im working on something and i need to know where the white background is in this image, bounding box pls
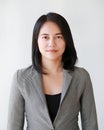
[0,0,104,130]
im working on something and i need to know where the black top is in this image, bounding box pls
[45,93,61,123]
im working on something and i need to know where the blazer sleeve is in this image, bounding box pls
[7,71,25,130]
[80,69,98,130]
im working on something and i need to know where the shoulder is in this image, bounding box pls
[70,67,93,93]
[74,66,90,76]
[71,66,91,82]
[13,65,38,83]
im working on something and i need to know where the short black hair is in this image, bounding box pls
[32,12,78,73]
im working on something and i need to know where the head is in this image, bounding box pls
[32,12,77,73]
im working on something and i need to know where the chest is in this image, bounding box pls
[42,74,63,95]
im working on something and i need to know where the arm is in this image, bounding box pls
[80,69,98,130]
[7,71,25,130]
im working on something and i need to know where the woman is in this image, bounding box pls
[7,12,98,130]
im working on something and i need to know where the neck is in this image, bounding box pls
[42,59,63,75]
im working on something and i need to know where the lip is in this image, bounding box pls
[46,50,57,52]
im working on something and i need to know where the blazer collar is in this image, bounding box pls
[31,68,72,105]
[32,70,45,104]
[60,69,72,104]
[31,68,72,127]
[31,70,53,128]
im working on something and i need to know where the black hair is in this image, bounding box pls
[32,12,78,73]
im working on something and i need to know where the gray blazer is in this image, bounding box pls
[7,66,98,130]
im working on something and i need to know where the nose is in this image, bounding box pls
[48,37,55,47]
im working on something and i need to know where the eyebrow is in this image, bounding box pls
[55,33,63,35]
[40,33,63,36]
[40,33,48,36]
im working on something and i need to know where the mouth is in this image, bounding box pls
[46,50,57,52]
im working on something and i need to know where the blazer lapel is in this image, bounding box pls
[53,69,72,125]
[31,70,54,128]
[31,69,72,109]
[31,68,72,128]
[60,69,72,104]
[31,72,46,104]
[31,69,72,105]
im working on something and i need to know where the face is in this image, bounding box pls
[38,21,66,62]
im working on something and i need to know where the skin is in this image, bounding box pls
[38,21,66,94]
[38,21,66,63]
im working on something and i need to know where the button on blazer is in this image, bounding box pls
[7,65,98,130]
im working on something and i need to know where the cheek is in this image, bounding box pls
[38,40,46,52]
[38,44,43,53]
[61,43,66,54]
[60,42,66,51]
[38,39,43,48]
[37,40,42,53]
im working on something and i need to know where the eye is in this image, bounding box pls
[56,35,63,39]
[42,36,49,40]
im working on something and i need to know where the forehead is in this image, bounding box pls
[39,21,62,34]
